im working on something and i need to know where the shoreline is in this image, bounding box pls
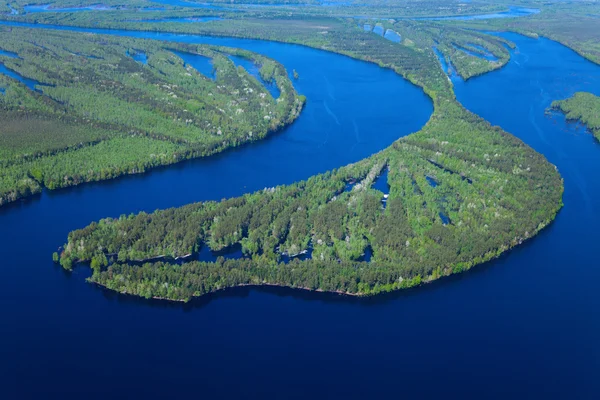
[86,209,562,304]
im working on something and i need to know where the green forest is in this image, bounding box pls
[0,27,304,206]
[444,3,600,66]
[0,7,515,81]
[0,0,572,301]
[551,92,600,141]
[54,17,563,301]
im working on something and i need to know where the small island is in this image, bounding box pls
[0,28,305,207]
[551,92,600,141]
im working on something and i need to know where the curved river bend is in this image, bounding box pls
[0,25,599,398]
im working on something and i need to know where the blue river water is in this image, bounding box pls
[0,21,432,399]
[173,49,216,79]
[0,23,599,398]
[23,4,115,13]
[454,43,498,61]
[418,6,540,21]
[133,16,222,23]
[228,54,281,98]
[383,28,401,43]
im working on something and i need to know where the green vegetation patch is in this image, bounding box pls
[0,27,304,205]
[443,5,600,65]
[0,113,114,160]
[56,17,563,300]
[551,92,600,141]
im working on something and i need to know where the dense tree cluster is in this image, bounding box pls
[0,27,304,206]
[386,20,512,80]
[0,10,564,300]
[60,100,563,301]
[551,92,600,141]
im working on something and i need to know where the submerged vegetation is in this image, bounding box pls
[0,27,304,206]
[551,92,600,141]
[54,17,563,301]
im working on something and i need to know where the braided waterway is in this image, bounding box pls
[1,23,599,399]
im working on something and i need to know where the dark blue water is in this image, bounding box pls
[451,32,600,398]
[425,175,437,187]
[383,29,401,43]
[198,242,244,262]
[418,6,540,21]
[280,245,313,263]
[439,211,450,225]
[1,24,599,398]
[149,0,227,10]
[0,62,43,91]
[371,168,389,193]
[173,50,215,79]
[0,22,433,399]
[372,24,384,37]
[432,45,448,72]
[0,49,19,58]
[133,16,222,23]
[432,46,461,82]
[372,168,389,208]
[228,54,280,98]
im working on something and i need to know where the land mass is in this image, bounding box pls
[551,92,600,141]
[54,17,563,301]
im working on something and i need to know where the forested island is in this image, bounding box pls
[551,92,600,141]
[0,0,577,301]
[0,27,304,206]
[53,16,564,301]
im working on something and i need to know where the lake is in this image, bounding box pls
[0,24,599,399]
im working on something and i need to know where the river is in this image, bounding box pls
[0,24,599,399]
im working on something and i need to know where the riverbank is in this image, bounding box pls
[550,92,600,141]
[0,27,305,206]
